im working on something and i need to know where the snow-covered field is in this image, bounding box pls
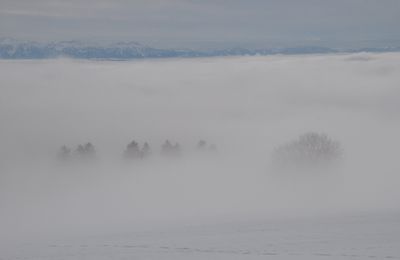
[1,53,400,259]
[2,212,400,260]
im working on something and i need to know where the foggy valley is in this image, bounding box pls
[1,53,400,259]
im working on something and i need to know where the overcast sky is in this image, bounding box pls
[1,0,400,48]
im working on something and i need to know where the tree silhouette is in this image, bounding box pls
[140,142,151,158]
[161,140,173,155]
[124,140,140,159]
[75,142,96,159]
[272,132,341,170]
[197,140,207,150]
[58,145,71,160]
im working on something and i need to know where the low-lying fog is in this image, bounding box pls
[1,53,400,242]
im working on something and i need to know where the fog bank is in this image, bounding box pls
[1,53,400,241]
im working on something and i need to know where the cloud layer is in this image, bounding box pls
[1,0,400,48]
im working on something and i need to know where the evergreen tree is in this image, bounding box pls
[124,140,140,158]
[140,142,151,158]
[197,140,207,150]
[58,145,71,160]
[161,140,173,155]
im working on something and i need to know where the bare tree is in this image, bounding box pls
[271,132,341,170]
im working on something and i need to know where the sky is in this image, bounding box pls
[0,0,400,49]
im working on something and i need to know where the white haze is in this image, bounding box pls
[1,53,400,245]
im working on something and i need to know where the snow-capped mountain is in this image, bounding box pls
[0,39,184,59]
[0,38,399,59]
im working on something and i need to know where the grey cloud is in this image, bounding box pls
[0,0,399,48]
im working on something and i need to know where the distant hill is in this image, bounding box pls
[0,39,399,59]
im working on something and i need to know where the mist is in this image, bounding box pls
[1,53,400,246]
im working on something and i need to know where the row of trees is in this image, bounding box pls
[58,140,217,160]
[58,142,96,160]
[58,133,341,171]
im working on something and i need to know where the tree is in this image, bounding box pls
[197,140,207,150]
[161,140,181,157]
[140,142,151,158]
[271,132,341,171]
[161,140,173,155]
[75,142,96,159]
[124,140,140,159]
[57,145,71,160]
[76,144,86,157]
[84,142,95,156]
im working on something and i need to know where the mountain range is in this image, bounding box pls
[1,39,399,59]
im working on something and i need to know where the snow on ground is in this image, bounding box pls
[1,213,400,259]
